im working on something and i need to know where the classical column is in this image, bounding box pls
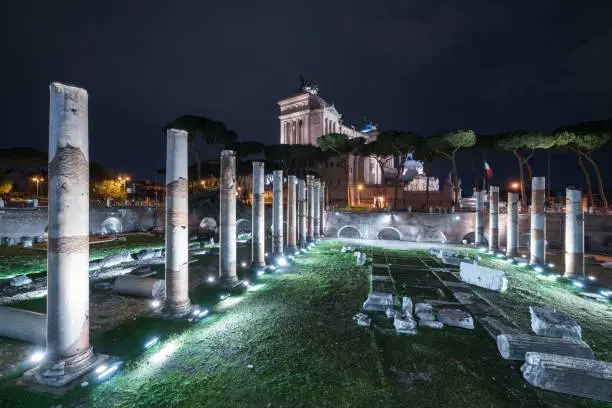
[303,115,310,145]
[313,179,321,239]
[475,190,484,246]
[297,178,307,248]
[506,192,519,257]
[489,186,499,250]
[286,175,297,250]
[279,120,284,144]
[44,82,94,381]
[565,188,584,277]
[251,162,265,268]
[220,150,238,284]
[307,175,315,242]
[320,181,326,236]
[530,177,546,265]
[160,128,192,317]
[272,170,284,257]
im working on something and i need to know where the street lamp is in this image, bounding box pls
[117,176,130,192]
[510,182,519,191]
[32,177,44,198]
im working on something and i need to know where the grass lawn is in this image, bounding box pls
[0,234,164,279]
[0,242,610,407]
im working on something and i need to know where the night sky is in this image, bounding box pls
[1,1,612,193]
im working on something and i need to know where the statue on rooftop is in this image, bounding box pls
[298,76,319,95]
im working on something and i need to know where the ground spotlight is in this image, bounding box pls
[150,299,161,309]
[533,266,543,273]
[30,351,45,363]
[571,280,584,288]
[97,363,120,381]
[276,257,288,267]
[257,270,265,276]
[548,263,555,268]
[588,276,596,281]
[243,280,250,287]
[241,261,247,268]
[207,276,216,283]
[144,337,160,349]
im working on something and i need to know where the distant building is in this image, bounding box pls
[277,81,450,208]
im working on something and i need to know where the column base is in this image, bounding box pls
[506,249,518,258]
[564,252,584,278]
[154,299,193,320]
[251,261,266,270]
[22,350,108,393]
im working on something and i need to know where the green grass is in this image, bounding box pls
[0,243,611,407]
[0,234,164,279]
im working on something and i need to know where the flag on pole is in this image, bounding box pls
[484,160,493,179]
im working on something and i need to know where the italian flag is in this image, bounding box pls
[484,160,493,179]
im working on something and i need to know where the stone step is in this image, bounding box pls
[521,352,612,402]
[497,334,594,361]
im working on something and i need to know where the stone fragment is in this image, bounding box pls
[459,262,508,292]
[521,352,612,402]
[415,303,435,321]
[355,252,367,266]
[394,311,417,334]
[99,251,134,269]
[438,308,474,329]
[402,296,413,315]
[419,320,444,329]
[529,306,582,343]
[9,275,32,287]
[497,334,593,361]
[353,312,371,326]
[134,248,162,261]
[385,308,395,319]
[22,238,33,248]
[363,292,394,312]
[452,291,477,304]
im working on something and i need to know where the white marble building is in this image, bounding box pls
[278,88,383,188]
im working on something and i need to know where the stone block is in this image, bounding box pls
[530,306,582,343]
[355,252,367,266]
[9,275,32,287]
[402,296,413,315]
[438,308,474,329]
[363,292,394,312]
[497,334,593,361]
[459,262,508,292]
[521,352,612,402]
[394,311,417,335]
[419,320,444,329]
[22,238,33,248]
[134,248,162,261]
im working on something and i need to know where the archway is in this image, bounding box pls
[377,227,402,241]
[337,225,362,239]
[236,218,252,240]
[101,217,123,235]
[416,230,447,243]
[461,231,488,246]
[199,217,217,232]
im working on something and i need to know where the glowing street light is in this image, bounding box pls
[31,177,44,198]
[510,182,520,191]
[117,175,130,192]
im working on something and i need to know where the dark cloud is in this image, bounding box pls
[1,0,611,190]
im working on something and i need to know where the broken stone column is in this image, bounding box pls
[272,170,284,258]
[530,306,582,343]
[506,192,519,257]
[161,129,192,317]
[521,353,612,402]
[113,275,165,298]
[0,306,46,345]
[475,190,484,245]
[307,175,315,242]
[313,179,321,239]
[220,150,238,284]
[530,177,546,265]
[564,188,584,277]
[297,178,307,248]
[251,162,266,268]
[459,262,508,292]
[286,175,297,250]
[497,334,593,361]
[320,181,326,236]
[489,186,499,250]
[41,83,95,383]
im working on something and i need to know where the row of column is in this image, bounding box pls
[39,82,331,386]
[476,178,583,276]
[280,118,308,145]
